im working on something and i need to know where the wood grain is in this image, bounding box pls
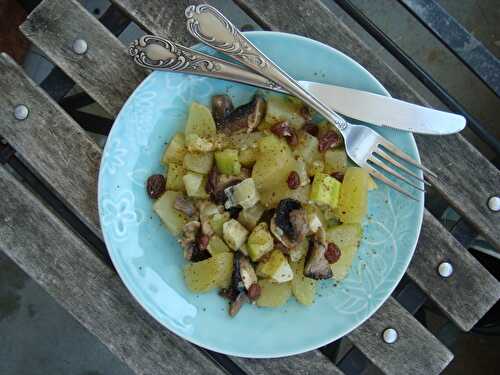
[231,350,344,375]
[349,297,453,374]
[408,211,500,330]
[110,0,260,44]
[234,0,500,251]
[20,0,146,117]
[110,0,201,46]
[0,53,102,237]
[0,165,224,375]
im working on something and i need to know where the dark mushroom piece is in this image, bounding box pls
[304,228,333,280]
[180,221,210,262]
[229,291,249,317]
[238,254,258,290]
[224,251,258,316]
[270,199,309,249]
[174,195,198,218]
[212,94,234,128]
[220,95,266,134]
[211,169,251,205]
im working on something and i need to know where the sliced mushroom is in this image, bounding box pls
[212,170,250,205]
[212,94,234,128]
[238,255,258,290]
[197,200,223,236]
[304,229,333,279]
[275,199,302,240]
[174,195,198,218]
[220,96,266,134]
[229,291,249,317]
[289,208,309,243]
[223,251,256,316]
[180,221,210,262]
[270,199,309,249]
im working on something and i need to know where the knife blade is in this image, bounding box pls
[299,80,466,135]
[130,35,466,135]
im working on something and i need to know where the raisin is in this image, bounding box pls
[198,234,209,250]
[247,283,261,300]
[325,242,341,264]
[271,121,298,146]
[205,166,218,195]
[287,129,298,146]
[331,172,344,182]
[299,106,312,122]
[271,121,292,137]
[146,174,165,199]
[304,123,319,137]
[318,130,341,152]
[287,171,300,189]
[226,206,242,219]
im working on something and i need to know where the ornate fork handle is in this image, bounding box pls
[129,35,280,90]
[185,4,349,132]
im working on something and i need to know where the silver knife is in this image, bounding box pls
[129,35,465,135]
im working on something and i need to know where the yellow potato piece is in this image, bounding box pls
[251,135,295,202]
[337,167,369,223]
[184,252,234,293]
[256,279,292,308]
[162,133,186,165]
[153,191,188,236]
[326,223,362,281]
[291,258,316,305]
[185,102,216,151]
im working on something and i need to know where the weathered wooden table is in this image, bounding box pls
[1,1,499,374]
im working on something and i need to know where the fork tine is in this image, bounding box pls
[368,157,425,192]
[379,140,437,178]
[364,165,419,201]
[374,149,431,187]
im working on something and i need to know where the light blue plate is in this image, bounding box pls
[98,32,424,358]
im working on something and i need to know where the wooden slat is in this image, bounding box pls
[408,211,500,330]
[0,165,224,375]
[234,0,500,251]
[231,351,344,375]
[20,0,146,117]
[0,53,101,237]
[349,297,452,374]
[110,0,260,44]
[110,0,199,46]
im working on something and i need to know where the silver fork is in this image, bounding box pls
[183,4,435,199]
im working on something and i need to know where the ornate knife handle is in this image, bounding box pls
[129,34,280,90]
[185,4,348,131]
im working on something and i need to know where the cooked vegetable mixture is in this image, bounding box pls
[148,93,374,316]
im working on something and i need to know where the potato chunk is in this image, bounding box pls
[185,102,216,151]
[153,191,187,236]
[326,223,362,281]
[162,133,186,165]
[256,249,293,283]
[165,163,185,191]
[183,152,213,174]
[337,167,369,223]
[262,95,306,130]
[184,252,233,292]
[247,223,274,261]
[223,219,249,250]
[256,279,291,307]
[291,257,316,305]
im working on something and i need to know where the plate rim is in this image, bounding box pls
[98,30,424,358]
